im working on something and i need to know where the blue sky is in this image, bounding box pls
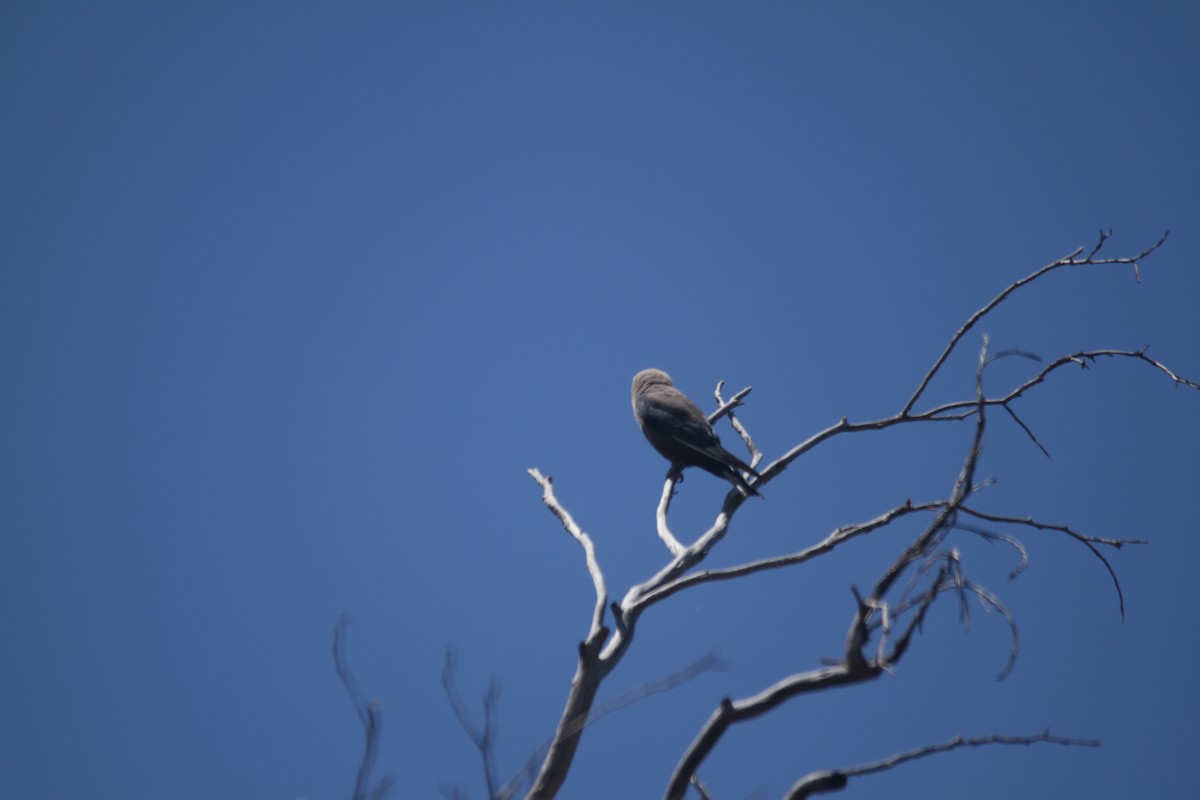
[2,2,1198,798]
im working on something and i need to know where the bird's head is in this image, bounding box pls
[632,368,673,397]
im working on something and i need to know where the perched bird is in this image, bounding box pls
[631,368,761,497]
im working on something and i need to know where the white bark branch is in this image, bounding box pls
[527,469,608,639]
[715,380,763,470]
[655,474,684,556]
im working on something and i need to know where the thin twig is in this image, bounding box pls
[958,505,1144,619]
[964,579,1021,680]
[785,730,1100,799]
[715,380,763,470]
[689,775,714,800]
[929,348,1200,419]
[708,383,753,425]
[334,616,392,800]
[953,521,1031,579]
[441,650,500,799]
[1001,402,1051,458]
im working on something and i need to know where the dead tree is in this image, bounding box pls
[502,231,1191,798]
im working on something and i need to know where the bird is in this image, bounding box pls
[631,368,761,497]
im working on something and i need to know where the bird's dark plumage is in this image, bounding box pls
[631,368,760,497]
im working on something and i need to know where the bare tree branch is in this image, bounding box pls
[785,730,1100,799]
[334,616,392,800]
[442,650,501,799]
[715,380,763,470]
[500,650,724,799]
[665,338,996,799]
[866,332,987,610]
[588,649,726,723]
[638,500,947,608]
[954,521,1031,579]
[882,565,949,668]
[925,348,1200,421]
[527,469,609,640]
[958,505,1144,619]
[708,383,754,426]
[963,578,1021,680]
[665,664,873,800]
[754,346,1197,511]
[1000,402,1051,458]
[525,614,610,799]
[901,229,1169,416]
[655,469,686,557]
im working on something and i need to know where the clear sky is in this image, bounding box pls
[2,2,1198,798]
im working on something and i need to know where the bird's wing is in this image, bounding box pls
[638,395,720,443]
[641,395,761,476]
[642,396,749,464]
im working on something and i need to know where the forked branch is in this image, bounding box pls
[442,651,501,799]
[334,616,392,800]
[959,506,1145,618]
[667,339,994,798]
[901,228,1169,416]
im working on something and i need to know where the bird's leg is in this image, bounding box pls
[668,465,685,491]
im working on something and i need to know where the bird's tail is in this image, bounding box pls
[728,467,762,498]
